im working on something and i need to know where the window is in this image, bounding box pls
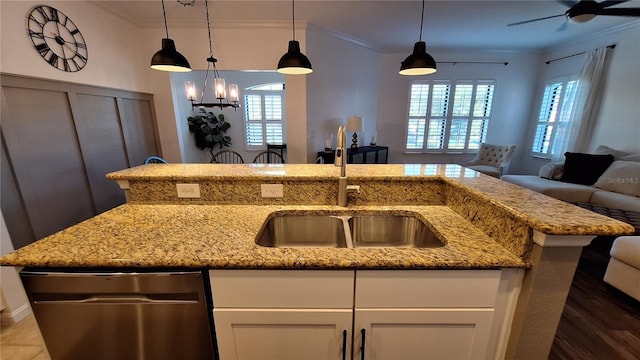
[531,76,579,157]
[244,83,285,149]
[405,80,495,152]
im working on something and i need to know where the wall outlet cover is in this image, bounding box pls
[261,184,284,198]
[176,183,201,198]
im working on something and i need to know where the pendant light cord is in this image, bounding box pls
[202,0,218,103]
[161,0,169,38]
[419,0,425,42]
[205,0,214,57]
[292,0,296,40]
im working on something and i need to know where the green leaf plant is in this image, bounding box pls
[187,108,232,157]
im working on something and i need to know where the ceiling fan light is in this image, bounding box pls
[277,40,313,75]
[151,38,192,72]
[399,41,437,76]
[567,13,596,23]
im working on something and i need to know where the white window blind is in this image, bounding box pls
[531,77,579,157]
[405,80,495,152]
[244,87,285,149]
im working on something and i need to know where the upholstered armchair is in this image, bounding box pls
[467,143,516,178]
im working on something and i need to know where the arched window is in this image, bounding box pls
[244,83,286,149]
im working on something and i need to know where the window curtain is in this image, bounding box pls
[552,46,612,162]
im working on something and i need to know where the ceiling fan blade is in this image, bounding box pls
[556,21,569,31]
[507,14,565,27]
[597,7,640,15]
[600,0,631,8]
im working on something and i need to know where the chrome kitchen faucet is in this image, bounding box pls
[335,125,360,206]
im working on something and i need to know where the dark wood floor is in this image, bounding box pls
[549,238,640,360]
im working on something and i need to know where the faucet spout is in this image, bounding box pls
[335,125,346,177]
[335,125,359,206]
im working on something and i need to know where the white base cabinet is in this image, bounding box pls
[354,309,494,360]
[210,269,521,360]
[214,309,352,360]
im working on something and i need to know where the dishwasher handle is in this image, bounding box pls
[32,293,200,305]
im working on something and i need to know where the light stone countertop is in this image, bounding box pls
[2,163,633,269]
[0,204,526,269]
[108,164,636,236]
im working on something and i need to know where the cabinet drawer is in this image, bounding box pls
[209,270,354,308]
[355,270,501,308]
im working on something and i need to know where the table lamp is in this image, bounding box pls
[347,116,363,149]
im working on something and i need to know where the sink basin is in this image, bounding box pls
[255,211,445,249]
[255,215,348,248]
[348,215,444,248]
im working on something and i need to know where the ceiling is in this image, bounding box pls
[93,0,640,52]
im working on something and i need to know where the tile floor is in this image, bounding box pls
[0,315,50,360]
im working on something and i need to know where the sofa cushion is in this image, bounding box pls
[593,161,640,197]
[501,175,597,203]
[590,190,640,213]
[609,236,640,268]
[561,152,614,185]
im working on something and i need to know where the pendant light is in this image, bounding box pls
[277,0,313,75]
[151,0,191,72]
[399,0,436,76]
[185,0,239,110]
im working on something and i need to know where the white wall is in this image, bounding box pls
[377,50,539,166]
[306,27,380,163]
[0,1,147,91]
[516,22,640,175]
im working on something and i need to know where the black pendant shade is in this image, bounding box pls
[400,41,437,76]
[151,38,191,72]
[277,40,313,75]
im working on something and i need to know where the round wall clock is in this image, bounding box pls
[26,5,88,72]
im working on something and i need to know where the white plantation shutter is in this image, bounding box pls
[532,77,578,156]
[244,88,285,149]
[406,80,494,152]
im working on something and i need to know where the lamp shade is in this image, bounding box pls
[399,41,437,76]
[347,116,363,132]
[277,40,313,75]
[151,38,191,72]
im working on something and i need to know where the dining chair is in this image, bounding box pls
[144,156,168,164]
[211,150,245,164]
[252,150,285,164]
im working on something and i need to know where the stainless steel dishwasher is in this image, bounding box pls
[20,269,216,360]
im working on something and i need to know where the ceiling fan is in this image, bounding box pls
[507,0,640,28]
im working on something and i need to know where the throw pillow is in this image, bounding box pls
[594,161,640,197]
[539,162,564,180]
[561,152,614,185]
[594,145,631,160]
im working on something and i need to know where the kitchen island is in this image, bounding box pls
[1,164,633,360]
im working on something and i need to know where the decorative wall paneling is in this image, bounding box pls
[1,74,160,249]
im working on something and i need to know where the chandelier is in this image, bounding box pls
[185,0,239,110]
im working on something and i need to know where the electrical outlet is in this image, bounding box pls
[261,184,284,198]
[176,183,201,198]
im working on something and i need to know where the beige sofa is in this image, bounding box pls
[501,146,640,212]
[604,236,640,301]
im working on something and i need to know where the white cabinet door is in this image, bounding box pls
[214,308,353,360]
[354,308,495,360]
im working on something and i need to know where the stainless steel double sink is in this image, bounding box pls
[256,211,445,248]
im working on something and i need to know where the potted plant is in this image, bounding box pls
[187,108,232,158]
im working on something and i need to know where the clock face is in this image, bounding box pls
[27,5,88,72]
